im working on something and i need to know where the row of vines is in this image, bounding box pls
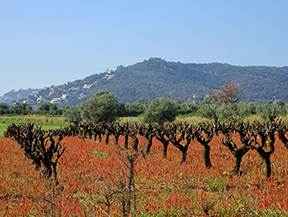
[4,119,288,180]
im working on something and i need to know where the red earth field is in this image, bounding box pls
[1,134,288,216]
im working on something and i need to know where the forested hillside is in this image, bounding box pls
[1,58,288,108]
[0,88,39,105]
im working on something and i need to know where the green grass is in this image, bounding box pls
[0,114,70,136]
[0,123,8,136]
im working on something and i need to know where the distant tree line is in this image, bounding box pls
[2,82,288,123]
[0,102,62,115]
[62,82,288,125]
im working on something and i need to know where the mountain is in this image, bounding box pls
[1,57,288,108]
[0,88,40,105]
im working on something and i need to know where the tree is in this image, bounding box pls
[10,102,32,115]
[201,92,218,104]
[257,100,286,121]
[0,103,10,114]
[81,91,123,124]
[198,104,219,122]
[61,105,70,112]
[179,102,199,115]
[62,105,82,125]
[216,81,245,103]
[142,97,179,125]
[37,102,58,112]
[216,103,239,121]
[203,81,245,104]
[125,98,148,116]
[237,101,257,118]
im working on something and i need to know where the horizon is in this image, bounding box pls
[1,1,288,96]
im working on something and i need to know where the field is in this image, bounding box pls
[1,132,288,216]
[0,115,70,136]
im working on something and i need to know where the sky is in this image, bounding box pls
[1,1,288,96]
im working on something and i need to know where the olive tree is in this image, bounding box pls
[257,100,286,121]
[216,103,239,121]
[11,102,32,114]
[179,102,199,115]
[142,97,179,125]
[198,104,219,123]
[125,97,148,116]
[237,101,257,118]
[37,102,58,112]
[63,105,82,125]
[81,91,124,124]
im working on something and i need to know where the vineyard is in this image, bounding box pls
[1,120,288,216]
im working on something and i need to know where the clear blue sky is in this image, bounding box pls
[1,1,288,96]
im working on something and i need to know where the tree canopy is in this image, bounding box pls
[125,97,148,116]
[80,91,124,124]
[257,100,287,121]
[0,103,10,114]
[142,97,179,125]
[37,102,58,112]
[203,81,245,104]
[62,105,82,125]
[11,102,32,114]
